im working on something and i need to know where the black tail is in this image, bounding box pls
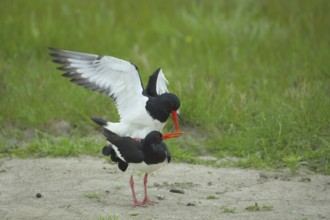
[91,117,107,126]
[101,143,121,163]
[102,143,113,156]
[103,129,121,143]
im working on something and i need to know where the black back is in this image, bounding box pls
[103,129,144,163]
[103,130,171,172]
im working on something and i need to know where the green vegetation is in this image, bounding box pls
[84,192,100,199]
[223,207,236,214]
[245,202,273,212]
[96,215,120,220]
[206,195,218,200]
[0,1,329,174]
[282,154,302,176]
[129,213,139,217]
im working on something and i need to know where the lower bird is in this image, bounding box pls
[101,125,171,207]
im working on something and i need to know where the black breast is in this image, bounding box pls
[144,142,171,165]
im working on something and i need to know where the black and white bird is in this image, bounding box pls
[49,48,182,139]
[102,126,171,206]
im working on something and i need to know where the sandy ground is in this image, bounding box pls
[0,157,329,220]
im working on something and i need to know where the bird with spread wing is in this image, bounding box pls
[49,48,183,139]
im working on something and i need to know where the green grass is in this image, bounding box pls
[84,192,100,199]
[96,215,120,220]
[223,207,237,214]
[0,0,329,174]
[245,202,273,212]
[129,213,139,217]
[282,154,302,176]
[206,195,218,200]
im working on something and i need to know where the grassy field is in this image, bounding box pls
[0,0,329,174]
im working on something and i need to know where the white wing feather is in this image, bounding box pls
[49,48,147,120]
[156,68,169,95]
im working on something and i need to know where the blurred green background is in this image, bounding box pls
[0,0,329,173]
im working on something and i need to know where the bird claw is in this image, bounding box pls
[142,197,158,205]
[133,201,147,207]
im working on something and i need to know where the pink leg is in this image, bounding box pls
[129,175,145,207]
[142,173,158,205]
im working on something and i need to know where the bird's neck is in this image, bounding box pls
[145,97,171,123]
[143,143,167,164]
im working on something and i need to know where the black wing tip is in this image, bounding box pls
[150,67,162,77]
[57,66,68,71]
[48,47,65,59]
[103,129,121,143]
[48,47,69,52]
[103,128,117,136]
[91,117,107,126]
[146,67,163,97]
[62,72,70,77]
[48,47,61,54]
[129,62,139,72]
[51,59,65,64]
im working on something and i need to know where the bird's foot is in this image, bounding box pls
[142,197,158,205]
[133,200,147,207]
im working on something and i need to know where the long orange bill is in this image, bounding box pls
[162,111,183,140]
[171,111,180,132]
[163,132,182,140]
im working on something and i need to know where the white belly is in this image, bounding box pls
[129,161,168,173]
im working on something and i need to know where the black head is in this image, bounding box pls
[142,130,171,165]
[146,93,181,123]
[159,93,181,112]
[143,131,163,146]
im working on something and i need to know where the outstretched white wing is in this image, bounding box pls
[49,48,147,120]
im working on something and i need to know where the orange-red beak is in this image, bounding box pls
[171,111,180,132]
[163,132,181,139]
[162,111,184,140]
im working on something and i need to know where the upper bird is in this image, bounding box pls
[48,48,182,139]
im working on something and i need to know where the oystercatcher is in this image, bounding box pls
[48,48,182,139]
[102,127,171,206]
